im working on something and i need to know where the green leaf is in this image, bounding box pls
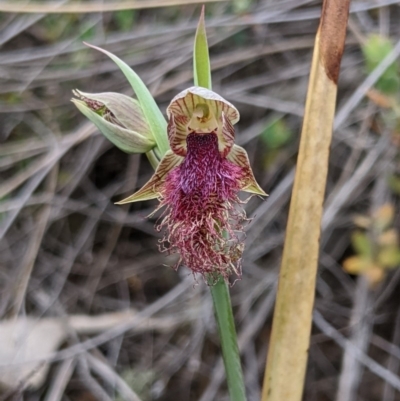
[114,10,136,32]
[351,231,373,258]
[84,43,169,157]
[193,6,212,90]
[72,99,155,153]
[233,0,253,14]
[261,118,292,149]
[362,34,400,95]
[378,246,400,268]
[388,174,400,195]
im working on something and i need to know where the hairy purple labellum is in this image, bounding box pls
[157,133,246,281]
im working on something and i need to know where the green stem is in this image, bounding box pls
[210,278,246,401]
[194,9,246,400]
[146,149,159,170]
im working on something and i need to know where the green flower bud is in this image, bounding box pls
[72,90,156,154]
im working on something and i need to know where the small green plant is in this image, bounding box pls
[362,34,400,95]
[343,204,400,285]
[363,34,400,145]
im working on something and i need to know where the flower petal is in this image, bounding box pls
[167,114,188,156]
[193,6,211,90]
[73,90,151,137]
[72,98,155,153]
[227,145,268,196]
[220,112,234,157]
[166,87,239,156]
[115,151,184,204]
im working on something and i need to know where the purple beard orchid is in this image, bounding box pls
[117,87,267,282]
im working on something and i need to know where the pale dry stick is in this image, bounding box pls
[0,138,48,156]
[77,355,113,401]
[0,149,46,169]
[18,16,103,95]
[226,61,311,96]
[157,308,208,380]
[244,342,261,401]
[0,152,60,199]
[87,354,142,401]
[0,0,226,13]
[0,165,54,239]
[314,311,400,392]
[322,134,390,230]
[336,132,394,401]
[156,37,317,95]
[85,155,140,306]
[5,184,152,235]
[0,0,311,67]
[328,103,376,193]
[254,0,400,25]
[11,138,106,310]
[43,358,76,401]
[371,325,400,363]
[0,36,188,96]
[184,292,212,387]
[334,36,400,130]
[236,93,304,117]
[261,1,350,400]
[9,165,59,316]
[379,5,390,37]
[0,27,182,65]
[0,13,44,46]
[0,277,192,370]
[56,137,107,202]
[382,306,400,401]
[335,276,375,401]
[44,180,113,310]
[246,169,294,252]
[0,124,96,239]
[68,311,182,334]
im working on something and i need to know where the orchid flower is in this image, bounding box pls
[115,86,267,281]
[72,41,266,282]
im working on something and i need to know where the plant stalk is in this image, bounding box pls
[210,278,246,401]
[261,1,350,400]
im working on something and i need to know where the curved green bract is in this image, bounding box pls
[85,43,169,157]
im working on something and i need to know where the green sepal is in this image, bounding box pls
[116,150,183,204]
[227,145,268,196]
[193,6,212,90]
